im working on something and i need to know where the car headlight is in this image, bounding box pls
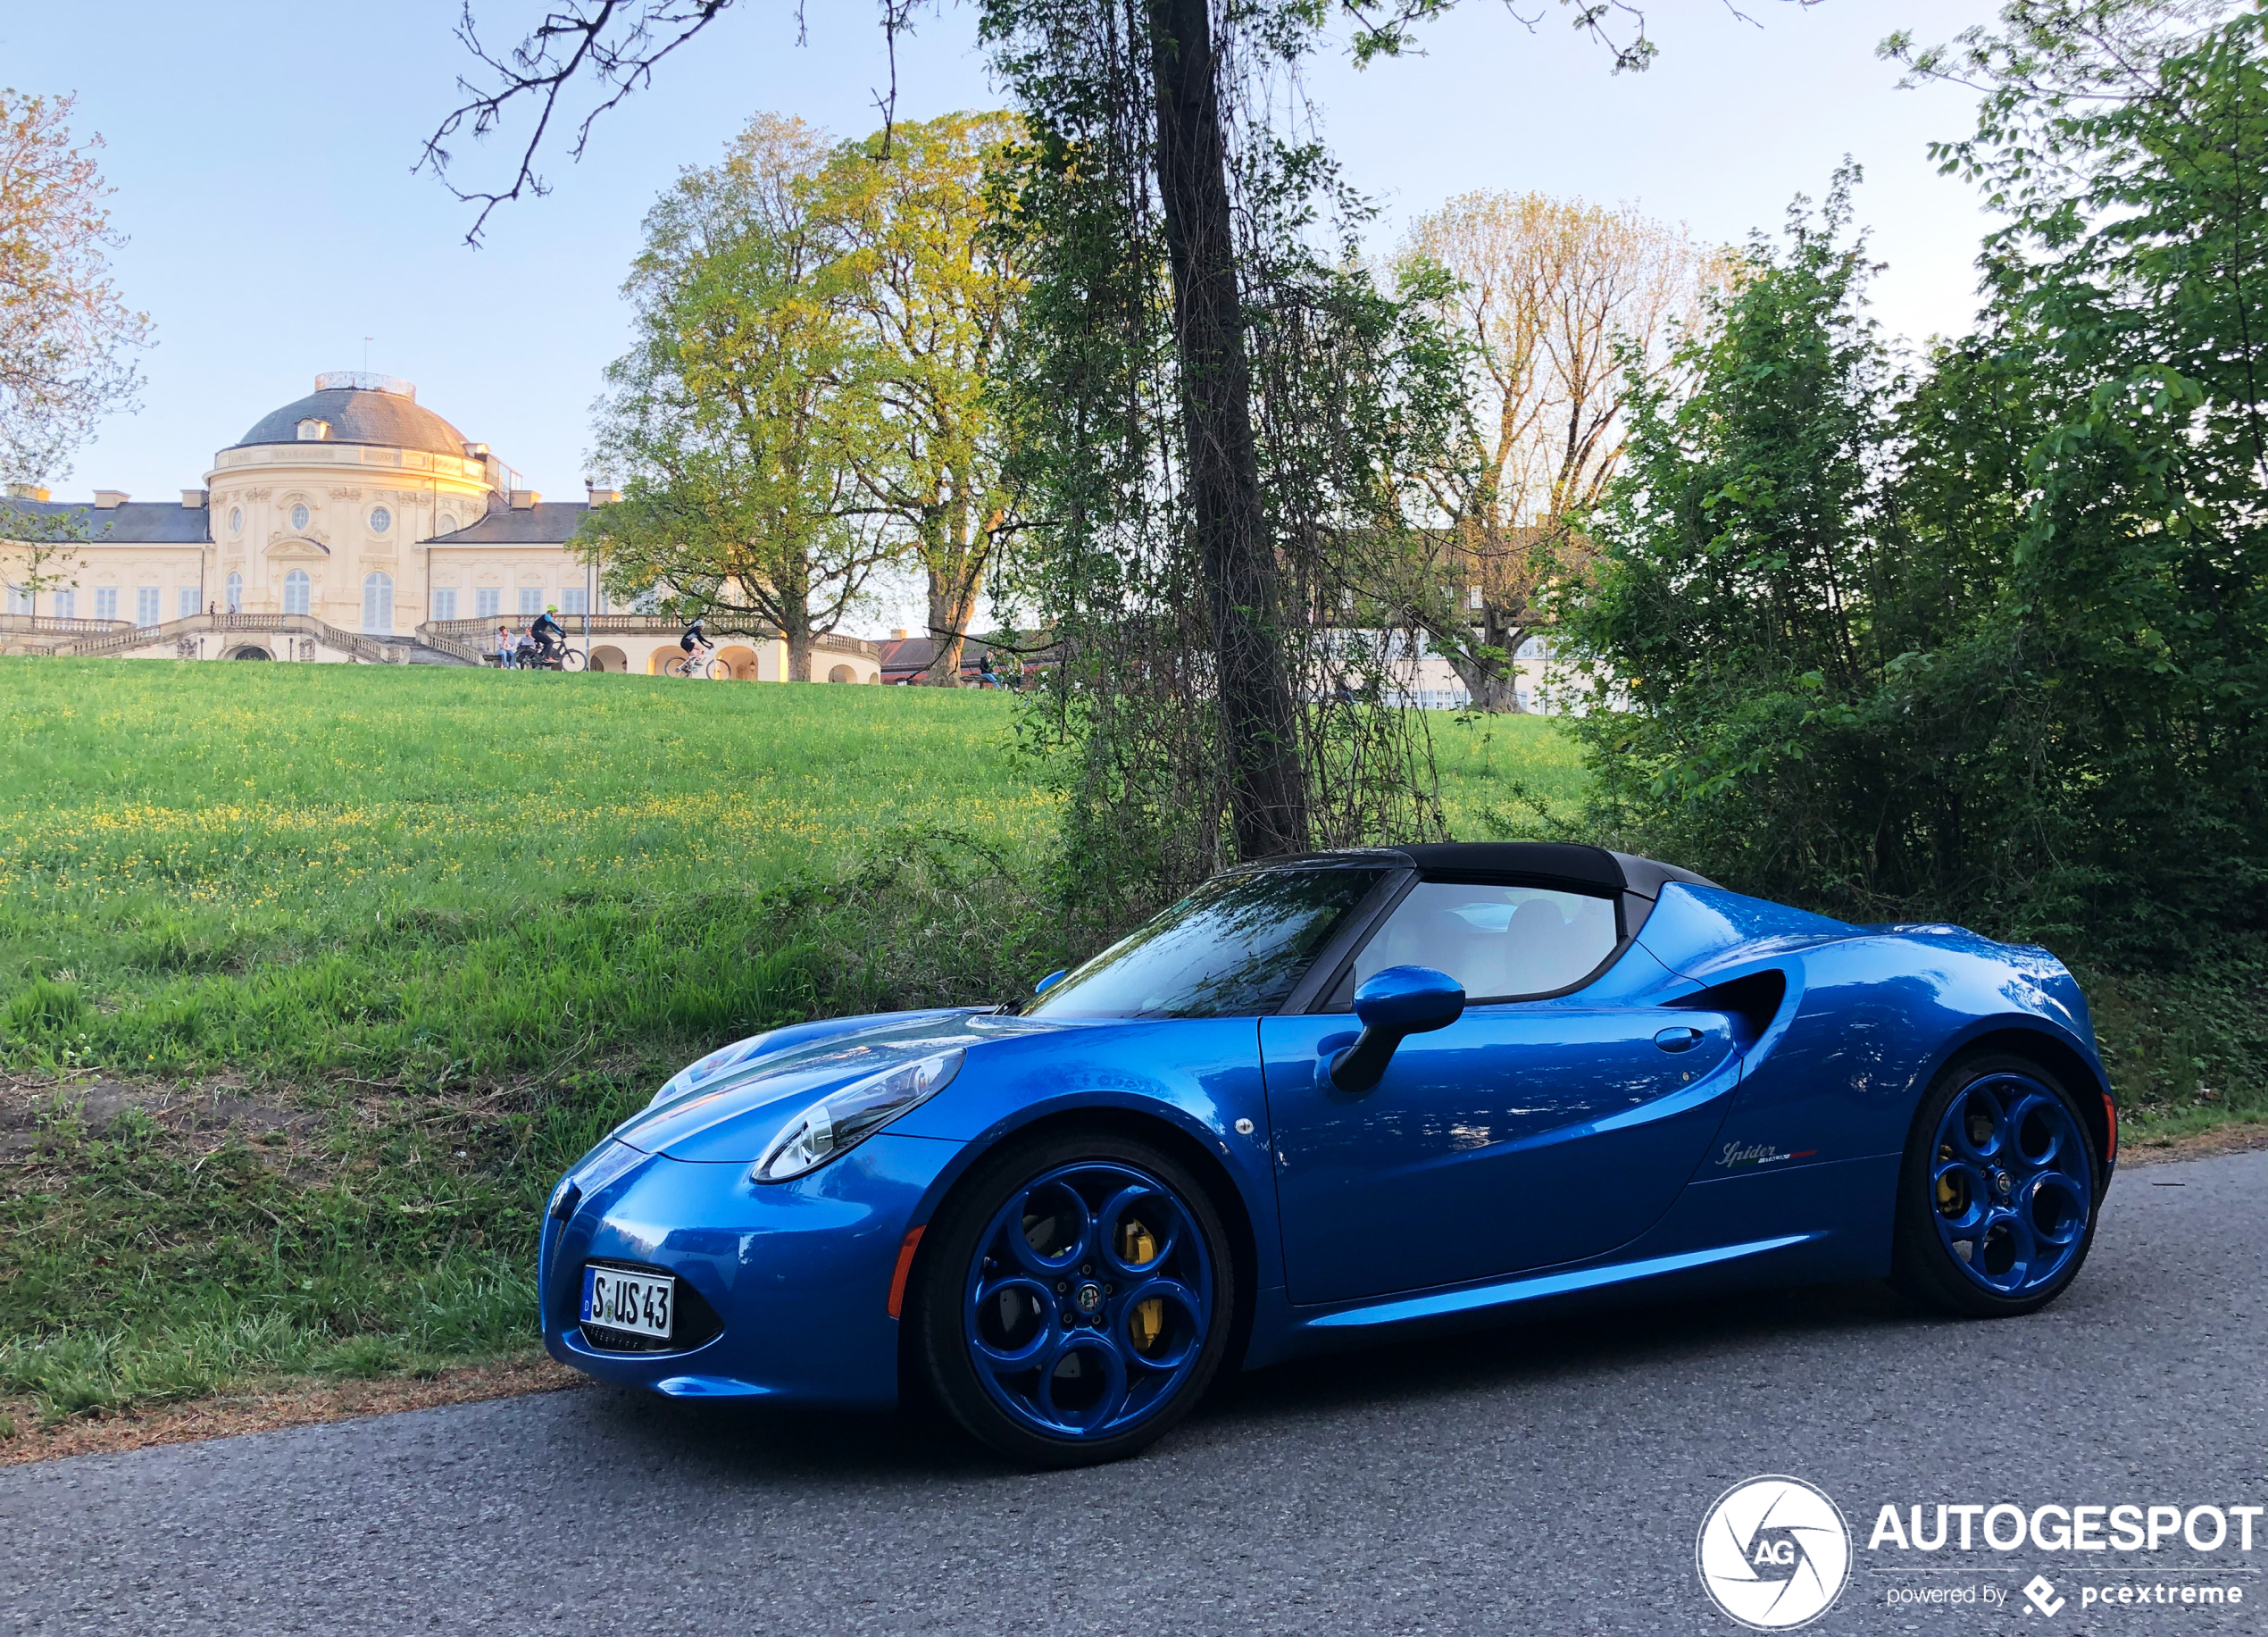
[751,1050,963,1183]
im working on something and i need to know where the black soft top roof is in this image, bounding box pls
[1281,843,1717,898]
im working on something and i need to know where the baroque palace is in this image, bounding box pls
[0,372,881,681]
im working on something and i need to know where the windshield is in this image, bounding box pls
[1030,867,1387,1020]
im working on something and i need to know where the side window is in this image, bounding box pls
[1351,881,1619,1001]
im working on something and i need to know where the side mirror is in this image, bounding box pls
[1329,965,1465,1093]
[1033,969,1068,996]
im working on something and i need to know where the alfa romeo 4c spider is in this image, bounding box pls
[542,843,2115,1466]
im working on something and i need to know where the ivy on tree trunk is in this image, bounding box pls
[1147,0,1307,857]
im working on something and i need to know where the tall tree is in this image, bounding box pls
[817,111,1027,687]
[0,89,149,484]
[581,113,889,680]
[1883,0,2268,948]
[1398,192,1710,709]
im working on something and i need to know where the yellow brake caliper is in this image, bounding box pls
[1120,1219,1164,1353]
[1935,1142,1960,1214]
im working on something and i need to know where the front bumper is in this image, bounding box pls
[539,1132,962,1407]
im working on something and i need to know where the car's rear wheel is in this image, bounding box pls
[911,1129,1234,1467]
[1890,1052,2099,1317]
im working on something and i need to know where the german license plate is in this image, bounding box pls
[580,1265,674,1341]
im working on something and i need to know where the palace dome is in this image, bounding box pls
[229,372,473,459]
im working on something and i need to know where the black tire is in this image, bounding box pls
[1889,1051,2102,1317]
[909,1128,1238,1469]
[705,658,730,680]
[562,647,586,671]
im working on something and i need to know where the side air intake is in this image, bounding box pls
[1672,970,1788,1049]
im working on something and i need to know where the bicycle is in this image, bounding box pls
[517,640,587,672]
[663,648,727,679]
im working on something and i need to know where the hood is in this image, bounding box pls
[610,1010,1071,1163]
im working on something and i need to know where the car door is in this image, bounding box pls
[1260,877,1743,1307]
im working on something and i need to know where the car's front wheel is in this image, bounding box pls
[1890,1052,2101,1316]
[911,1129,1235,1467]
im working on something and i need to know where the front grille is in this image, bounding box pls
[576,1258,725,1355]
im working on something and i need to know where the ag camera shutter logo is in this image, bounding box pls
[1697,1475,1853,1630]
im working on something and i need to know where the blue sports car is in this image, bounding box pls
[541,843,2115,1466]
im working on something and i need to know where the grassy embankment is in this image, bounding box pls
[0,659,2252,1432]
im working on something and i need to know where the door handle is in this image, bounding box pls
[1654,1025,1705,1053]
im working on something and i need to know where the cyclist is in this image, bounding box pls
[531,605,567,664]
[678,616,712,676]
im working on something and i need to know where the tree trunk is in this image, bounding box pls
[785,622,813,681]
[1147,0,1308,860]
[920,506,982,685]
[1441,612,1528,713]
[921,573,979,685]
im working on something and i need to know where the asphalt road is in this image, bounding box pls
[7,1149,2264,1637]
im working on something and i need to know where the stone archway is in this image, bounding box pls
[588,646,628,674]
[827,664,855,683]
[227,646,272,660]
[716,644,761,681]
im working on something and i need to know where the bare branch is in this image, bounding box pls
[1344,0,1821,72]
[416,0,741,246]
[871,2,933,157]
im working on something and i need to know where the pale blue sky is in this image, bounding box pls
[9,1,1999,627]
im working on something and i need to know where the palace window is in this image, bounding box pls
[518,587,543,617]
[95,587,120,621]
[178,587,199,620]
[290,503,310,531]
[562,587,588,616]
[284,570,312,616]
[370,506,391,534]
[362,572,393,635]
[229,506,243,534]
[432,588,457,621]
[475,588,500,619]
[55,589,76,619]
[5,585,29,616]
[223,573,242,614]
[136,588,161,627]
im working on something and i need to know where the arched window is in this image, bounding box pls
[362,572,393,634]
[224,572,243,614]
[283,569,311,616]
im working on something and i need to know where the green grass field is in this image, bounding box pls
[0,659,2252,1432]
[0,662,1580,1081]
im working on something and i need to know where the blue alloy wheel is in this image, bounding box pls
[1928,1070,2093,1297]
[963,1161,1215,1441]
